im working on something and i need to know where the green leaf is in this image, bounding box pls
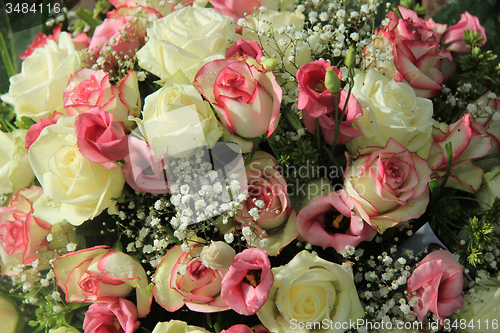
[76,8,101,29]
[0,32,15,78]
[14,116,35,129]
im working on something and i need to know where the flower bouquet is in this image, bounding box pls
[1,0,500,332]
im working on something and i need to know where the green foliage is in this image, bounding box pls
[459,47,499,88]
[461,216,499,266]
[399,0,426,17]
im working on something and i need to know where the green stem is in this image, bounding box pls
[75,8,101,29]
[0,32,15,78]
[440,142,453,190]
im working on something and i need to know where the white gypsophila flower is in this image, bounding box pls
[51,291,62,302]
[242,227,252,237]
[180,243,190,253]
[66,243,77,252]
[345,245,355,256]
[224,233,234,244]
[40,279,50,287]
[259,238,270,248]
[127,243,136,252]
[46,233,53,242]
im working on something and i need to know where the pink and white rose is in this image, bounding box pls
[63,69,140,129]
[194,58,282,138]
[407,250,464,323]
[426,113,493,193]
[344,138,432,233]
[0,186,50,274]
[296,190,377,254]
[235,151,298,256]
[373,6,455,98]
[52,245,152,318]
[441,12,486,54]
[83,298,141,333]
[220,248,273,315]
[153,244,229,313]
[226,39,265,60]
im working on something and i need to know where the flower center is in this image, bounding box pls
[322,210,350,235]
[244,270,262,288]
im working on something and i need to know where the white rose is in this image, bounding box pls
[456,279,500,333]
[200,241,236,271]
[1,32,83,121]
[346,69,434,159]
[137,6,235,81]
[136,72,222,158]
[0,129,35,194]
[0,295,18,333]
[257,250,364,333]
[241,9,312,75]
[28,117,125,226]
[346,69,435,158]
[152,320,211,333]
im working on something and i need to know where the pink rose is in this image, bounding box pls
[63,69,140,128]
[296,190,377,253]
[226,39,265,60]
[194,58,282,139]
[0,186,50,272]
[441,12,486,54]
[88,7,156,69]
[378,7,455,98]
[19,24,90,61]
[52,246,152,318]
[252,324,271,333]
[210,0,260,32]
[221,325,253,333]
[297,60,363,145]
[220,248,273,315]
[427,113,493,193]
[74,108,129,170]
[220,324,271,333]
[344,138,432,233]
[122,136,170,194]
[234,151,298,256]
[297,59,341,117]
[83,298,141,333]
[153,244,229,313]
[407,250,464,323]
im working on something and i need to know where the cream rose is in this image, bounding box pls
[0,129,34,194]
[28,116,125,226]
[346,69,434,158]
[0,295,18,333]
[152,320,211,333]
[456,279,500,333]
[200,241,236,271]
[257,250,364,333]
[136,72,222,158]
[241,9,312,75]
[1,32,83,121]
[137,6,235,81]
